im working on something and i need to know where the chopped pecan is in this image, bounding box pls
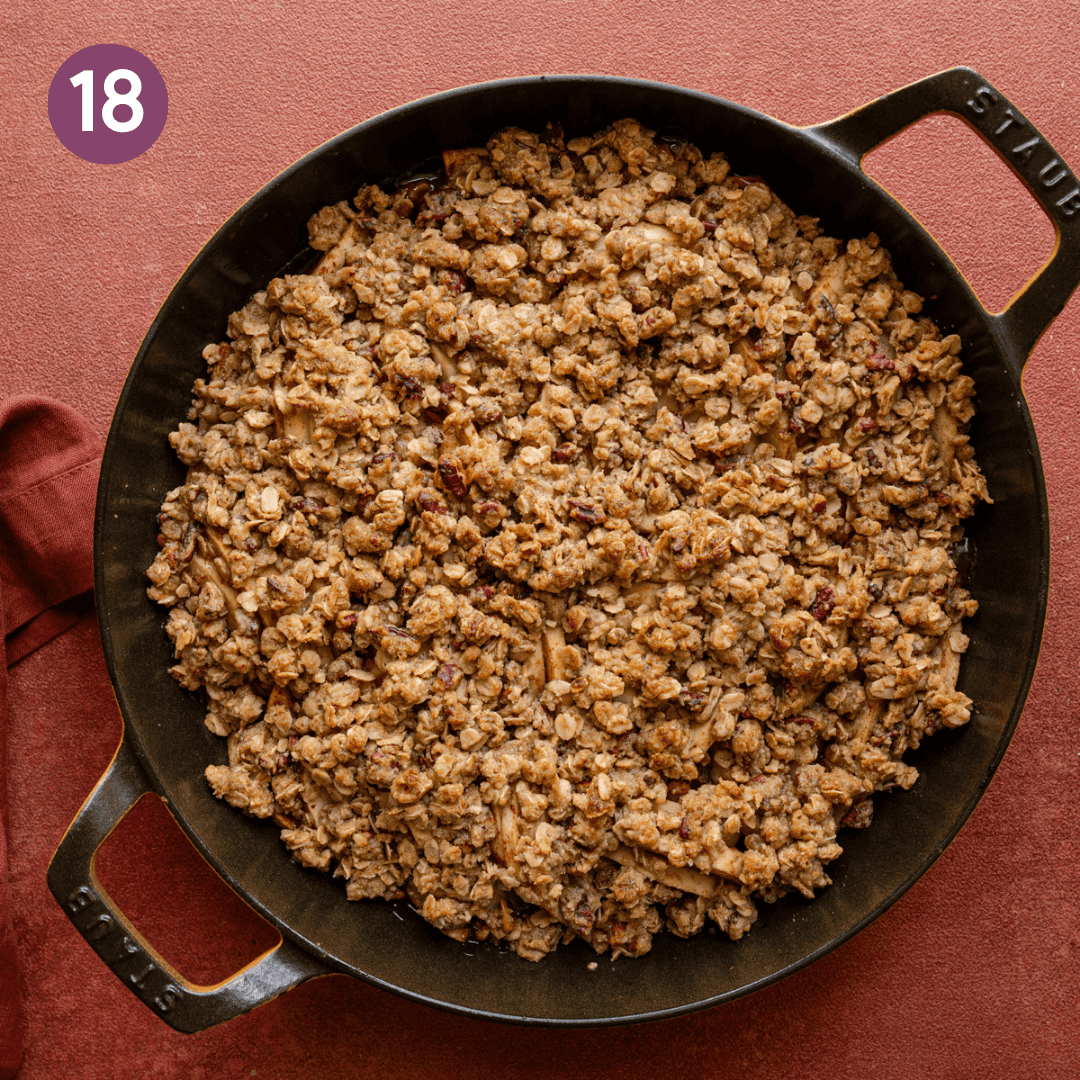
[438,460,467,497]
[567,499,606,526]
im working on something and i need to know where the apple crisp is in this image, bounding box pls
[147,118,989,960]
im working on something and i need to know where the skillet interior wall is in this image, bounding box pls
[94,76,1047,1022]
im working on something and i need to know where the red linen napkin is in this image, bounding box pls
[0,396,103,1079]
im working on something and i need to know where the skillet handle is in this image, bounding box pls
[46,734,331,1033]
[810,66,1080,366]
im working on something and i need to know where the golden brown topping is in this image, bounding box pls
[150,117,988,963]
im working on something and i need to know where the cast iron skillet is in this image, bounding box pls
[49,68,1080,1032]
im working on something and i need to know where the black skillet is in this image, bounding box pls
[48,68,1080,1031]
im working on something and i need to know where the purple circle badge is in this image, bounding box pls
[48,45,168,164]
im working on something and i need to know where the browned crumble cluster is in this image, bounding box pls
[147,119,989,961]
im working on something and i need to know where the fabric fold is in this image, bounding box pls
[0,395,103,1080]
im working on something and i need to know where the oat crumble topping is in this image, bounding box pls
[147,119,989,960]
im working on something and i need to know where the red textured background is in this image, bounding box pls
[3,2,1079,1076]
